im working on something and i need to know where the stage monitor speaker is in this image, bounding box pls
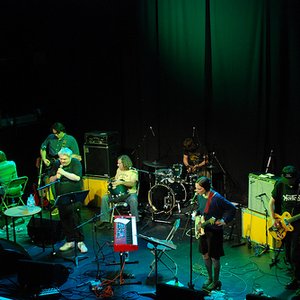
[27,216,64,246]
[17,259,69,291]
[0,238,31,277]
[248,173,278,214]
[156,283,207,299]
[83,144,120,178]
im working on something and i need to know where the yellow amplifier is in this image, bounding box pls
[241,208,276,249]
[83,176,109,207]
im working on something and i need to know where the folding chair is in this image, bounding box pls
[147,218,180,278]
[1,176,28,210]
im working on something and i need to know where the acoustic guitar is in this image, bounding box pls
[268,211,300,241]
[195,215,216,239]
[108,179,128,198]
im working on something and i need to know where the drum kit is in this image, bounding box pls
[143,160,211,219]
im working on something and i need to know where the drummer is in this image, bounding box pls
[182,137,211,178]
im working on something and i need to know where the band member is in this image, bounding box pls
[269,165,300,290]
[182,137,210,177]
[193,176,236,291]
[49,147,87,253]
[38,122,81,213]
[97,154,139,230]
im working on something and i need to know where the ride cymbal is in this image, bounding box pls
[143,160,168,168]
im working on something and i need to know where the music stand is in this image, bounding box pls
[54,190,89,266]
[139,234,176,286]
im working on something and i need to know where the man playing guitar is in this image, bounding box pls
[37,122,81,211]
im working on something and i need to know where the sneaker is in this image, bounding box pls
[78,242,88,253]
[59,242,75,251]
[51,208,59,216]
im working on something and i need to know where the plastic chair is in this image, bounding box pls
[1,176,28,210]
[147,218,180,278]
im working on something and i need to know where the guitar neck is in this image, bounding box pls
[288,213,300,224]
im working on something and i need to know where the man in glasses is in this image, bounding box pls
[37,122,81,214]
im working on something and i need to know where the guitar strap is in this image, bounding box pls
[204,191,215,214]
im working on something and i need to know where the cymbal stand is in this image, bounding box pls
[211,152,227,197]
[256,195,270,256]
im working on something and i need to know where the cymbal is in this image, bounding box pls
[206,165,215,169]
[143,160,168,168]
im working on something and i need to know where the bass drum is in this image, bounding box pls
[148,184,176,215]
[168,182,187,203]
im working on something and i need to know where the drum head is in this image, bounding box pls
[148,184,175,215]
[168,182,187,203]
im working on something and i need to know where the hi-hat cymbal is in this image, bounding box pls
[206,165,215,169]
[143,160,168,168]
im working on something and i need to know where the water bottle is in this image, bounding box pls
[27,194,35,211]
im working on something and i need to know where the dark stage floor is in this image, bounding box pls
[0,200,299,300]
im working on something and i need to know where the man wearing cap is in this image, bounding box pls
[193,176,236,291]
[269,165,300,290]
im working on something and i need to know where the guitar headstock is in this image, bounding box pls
[210,217,216,224]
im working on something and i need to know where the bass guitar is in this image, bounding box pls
[195,215,216,239]
[268,211,300,241]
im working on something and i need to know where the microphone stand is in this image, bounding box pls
[256,195,270,256]
[188,198,197,290]
[265,149,273,173]
[211,152,227,197]
[131,128,151,168]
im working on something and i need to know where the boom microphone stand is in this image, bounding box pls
[256,194,270,256]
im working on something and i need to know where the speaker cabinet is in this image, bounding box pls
[0,238,31,277]
[241,208,276,249]
[83,144,120,178]
[27,216,64,246]
[248,173,278,214]
[17,259,69,290]
[156,283,207,299]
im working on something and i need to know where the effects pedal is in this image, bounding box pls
[37,287,61,299]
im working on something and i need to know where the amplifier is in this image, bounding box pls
[248,173,278,214]
[84,131,120,146]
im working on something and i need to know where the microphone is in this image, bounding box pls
[149,126,155,137]
[57,165,63,182]
[192,126,195,137]
[190,192,197,204]
[256,193,267,197]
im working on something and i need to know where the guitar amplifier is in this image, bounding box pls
[248,173,278,214]
[84,131,120,146]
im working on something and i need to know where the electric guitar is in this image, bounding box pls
[195,215,216,239]
[268,211,300,241]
